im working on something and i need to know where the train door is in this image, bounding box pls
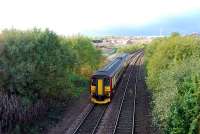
[97,79,103,96]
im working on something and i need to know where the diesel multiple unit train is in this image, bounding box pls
[90,53,132,104]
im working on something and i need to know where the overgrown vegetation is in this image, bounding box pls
[65,36,102,77]
[117,44,145,53]
[145,33,200,134]
[0,29,102,133]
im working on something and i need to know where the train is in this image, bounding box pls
[90,53,132,104]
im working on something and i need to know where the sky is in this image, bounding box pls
[0,0,200,36]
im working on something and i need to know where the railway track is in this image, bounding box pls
[72,104,107,134]
[112,52,143,134]
[71,51,143,134]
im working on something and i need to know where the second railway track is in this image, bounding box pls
[112,52,143,134]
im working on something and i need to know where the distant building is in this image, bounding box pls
[92,36,154,48]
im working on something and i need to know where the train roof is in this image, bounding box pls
[93,53,129,77]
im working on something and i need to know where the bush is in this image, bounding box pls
[165,59,200,134]
[66,35,102,77]
[117,44,145,53]
[145,34,200,133]
[0,29,77,100]
[0,29,103,133]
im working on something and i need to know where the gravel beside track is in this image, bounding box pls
[134,57,154,134]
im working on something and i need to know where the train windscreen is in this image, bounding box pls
[104,78,110,86]
[91,78,97,86]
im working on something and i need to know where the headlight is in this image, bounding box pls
[91,86,96,93]
[105,86,111,92]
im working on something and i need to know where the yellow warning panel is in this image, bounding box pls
[98,79,103,95]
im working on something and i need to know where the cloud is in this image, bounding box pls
[0,0,200,35]
[87,10,200,36]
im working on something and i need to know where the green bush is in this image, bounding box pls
[165,59,200,134]
[0,29,77,100]
[145,34,200,133]
[117,44,144,53]
[66,35,102,77]
[0,29,103,133]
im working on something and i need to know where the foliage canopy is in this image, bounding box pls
[145,34,200,134]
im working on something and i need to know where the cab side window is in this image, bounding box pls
[104,78,110,86]
[91,78,97,86]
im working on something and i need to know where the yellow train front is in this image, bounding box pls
[90,54,130,104]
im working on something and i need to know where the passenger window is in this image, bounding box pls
[91,78,97,86]
[104,78,110,86]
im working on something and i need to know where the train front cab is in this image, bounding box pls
[90,76,112,104]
